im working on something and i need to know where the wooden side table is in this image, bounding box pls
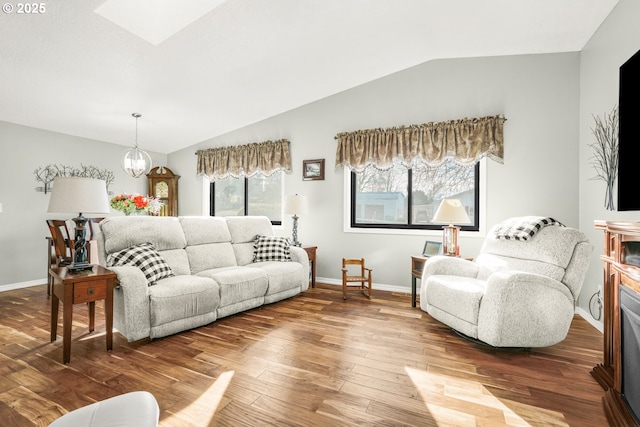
[49,265,117,364]
[303,246,317,288]
[411,256,428,307]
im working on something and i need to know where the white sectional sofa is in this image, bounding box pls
[96,215,309,342]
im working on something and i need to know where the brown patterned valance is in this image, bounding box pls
[197,139,292,180]
[335,115,505,172]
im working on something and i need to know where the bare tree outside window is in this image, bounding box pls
[352,159,478,230]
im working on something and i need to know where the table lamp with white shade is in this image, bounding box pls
[284,194,308,246]
[432,198,471,256]
[47,177,111,271]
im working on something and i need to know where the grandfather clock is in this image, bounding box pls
[146,166,180,216]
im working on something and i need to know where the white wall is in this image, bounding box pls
[578,0,640,320]
[0,121,167,286]
[169,52,581,295]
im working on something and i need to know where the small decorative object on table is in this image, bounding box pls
[110,194,162,216]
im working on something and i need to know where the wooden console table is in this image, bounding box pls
[593,220,640,427]
[49,265,117,364]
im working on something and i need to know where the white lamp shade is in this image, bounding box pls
[285,194,308,215]
[47,177,111,214]
[432,199,470,225]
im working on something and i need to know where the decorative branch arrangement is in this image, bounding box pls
[34,164,115,194]
[589,106,619,211]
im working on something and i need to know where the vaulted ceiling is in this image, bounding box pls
[0,0,618,154]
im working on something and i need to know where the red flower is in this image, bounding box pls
[133,195,148,209]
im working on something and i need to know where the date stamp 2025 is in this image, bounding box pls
[2,2,46,14]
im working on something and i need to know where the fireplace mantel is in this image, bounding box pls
[593,220,640,427]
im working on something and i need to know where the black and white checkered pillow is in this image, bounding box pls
[253,235,292,262]
[494,216,565,241]
[106,242,174,285]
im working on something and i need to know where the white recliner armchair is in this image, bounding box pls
[420,217,593,348]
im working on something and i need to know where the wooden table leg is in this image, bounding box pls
[311,259,316,288]
[63,288,73,364]
[88,302,95,332]
[105,282,113,351]
[50,295,59,342]
[412,277,417,308]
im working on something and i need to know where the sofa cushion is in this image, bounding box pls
[180,216,232,245]
[148,275,220,327]
[186,242,237,274]
[107,242,174,285]
[253,235,291,262]
[101,216,187,253]
[425,275,487,326]
[197,267,268,306]
[248,261,304,296]
[226,216,274,243]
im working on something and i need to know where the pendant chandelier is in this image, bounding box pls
[122,113,152,178]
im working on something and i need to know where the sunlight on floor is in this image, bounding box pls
[405,366,543,427]
[163,370,235,425]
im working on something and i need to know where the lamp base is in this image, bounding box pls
[291,214,301,246]
[442,225,461,256]
[68,262,94,273]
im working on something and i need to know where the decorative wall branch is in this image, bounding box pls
[589,106,619,211]
[34,164,115,193]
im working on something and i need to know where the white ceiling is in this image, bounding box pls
[0,0,618,154]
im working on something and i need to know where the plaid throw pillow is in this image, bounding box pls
[253,235,292,262]
[106,242,174,285]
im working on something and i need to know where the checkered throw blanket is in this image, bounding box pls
[494,216,564,241]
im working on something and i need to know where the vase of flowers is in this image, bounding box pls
[110,194,162,216]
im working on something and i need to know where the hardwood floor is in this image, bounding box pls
[0,283,607,426]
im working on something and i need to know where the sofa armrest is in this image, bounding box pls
[108,266,151,342]
[423,256,479,278]
[478,271,575,347]
[289,246,310,291]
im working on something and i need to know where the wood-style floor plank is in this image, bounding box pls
[0,283,607,426]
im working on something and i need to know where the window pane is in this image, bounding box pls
[354,167,409,225]
[247,172,282,222]
[412,160,476,225]
[214,177,245,216]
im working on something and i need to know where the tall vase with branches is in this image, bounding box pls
[589,106,619,211]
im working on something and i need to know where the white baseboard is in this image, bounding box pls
[575,307,603,333]
[0,279,46,292]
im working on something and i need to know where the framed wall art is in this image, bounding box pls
[303,159,325,181]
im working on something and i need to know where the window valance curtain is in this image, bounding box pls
[335,115,505,172]
[197,139,292,180]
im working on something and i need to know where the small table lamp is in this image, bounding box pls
[47,177,111,271]
[432,198,471,256]
[284,194,308,246]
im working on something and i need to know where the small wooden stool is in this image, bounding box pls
[341,258,372,300]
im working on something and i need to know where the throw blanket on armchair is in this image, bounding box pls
[494,216,564,241]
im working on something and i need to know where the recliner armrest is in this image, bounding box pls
[423,256,479,279]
